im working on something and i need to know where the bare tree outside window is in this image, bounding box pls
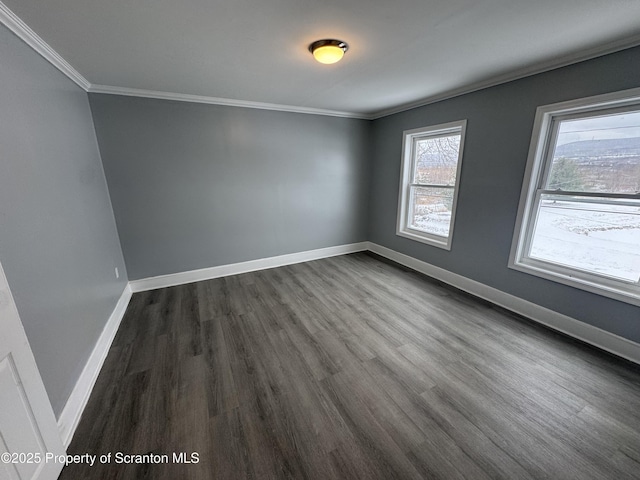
[397,121,466,250]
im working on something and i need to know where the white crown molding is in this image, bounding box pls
[88,84,372,119]
[371,34,640,119]
[0,1,90,91]
[57,284,132,447]
[89,32,640,120]
[367,242,640,366]
[3,0,640,121]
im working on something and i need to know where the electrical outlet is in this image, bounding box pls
[115,267,120,279]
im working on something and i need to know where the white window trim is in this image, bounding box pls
[509,87,640,306]
[396,120,467,250]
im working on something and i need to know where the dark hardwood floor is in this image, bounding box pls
[60,252,640,479]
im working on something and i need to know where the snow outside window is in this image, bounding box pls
[510,89,640,306]
[396,120,467,250]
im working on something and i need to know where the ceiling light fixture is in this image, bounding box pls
[309,39,349,64]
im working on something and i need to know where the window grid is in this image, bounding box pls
[509,88,640,306]
[396,120,467,250]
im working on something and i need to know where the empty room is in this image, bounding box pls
[2,1,640,479]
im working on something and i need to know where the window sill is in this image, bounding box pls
[396,228,452,251]
[508,258,640,307]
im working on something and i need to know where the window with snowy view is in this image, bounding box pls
[510,91,640,305]
[397,121,467,249]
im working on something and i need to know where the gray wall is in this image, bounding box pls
[0,24,128,416]
[369,46,640,344]
[5,11,637,423]
[89,95,371,280]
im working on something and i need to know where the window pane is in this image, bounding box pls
[529,194,640,282]
[409,187,454,237]
[547,111,640,194]
[413,134,460,186]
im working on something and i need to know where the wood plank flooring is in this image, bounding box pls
[59,252,640,479]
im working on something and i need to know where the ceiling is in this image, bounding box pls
[4,0,640,118]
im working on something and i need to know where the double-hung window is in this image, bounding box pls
[396,120,466,250]
[510,89,640,305]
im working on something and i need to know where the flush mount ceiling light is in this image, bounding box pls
[309,39,349,64]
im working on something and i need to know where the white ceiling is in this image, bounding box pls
[4,0,640,118]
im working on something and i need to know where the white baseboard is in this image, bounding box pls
[367,242,640,365]
[130,240,640,365]
[56,243,367,446]
[129,242,369,292]
[56,241,639,449]
[57,284,132,448]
